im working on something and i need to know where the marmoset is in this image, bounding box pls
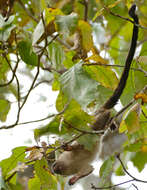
[52,4,139,185]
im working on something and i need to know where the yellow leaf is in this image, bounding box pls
[108,0,122,9]
[142,144,147,152]
[86,54,108,65]
[119,120,127,133]
[78,20,93,52]
[125,111,140,134]
[93,0,122,21]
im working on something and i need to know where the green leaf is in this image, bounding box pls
[0,146,27,178]
[115,165,125,176]
[99,156,114,178]
[63,51,76,68]
[28,176,41,190]
[140,41,147,56]
[63,99,93,130]
[18,41,38,66]
[125,142,143,152]
[131,151,147,172]
[84,65,118,90]
[125,111,140,134]
[0,15,15,41]
[60,62,98,108]
[55,13,78,38]
[77,134,98,151]
[32,19,44,45]
[34,158,57,190]
[95,85,113,109]
[99,156,114,187]
[0,99,10,122]
[48,41,65,70]
[0,176,8,190]
[0,56,9,80]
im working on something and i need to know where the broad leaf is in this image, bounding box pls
[28,176,41,190]
[131,152,147,172]
[48,41,65,70]
[0,15,15,41]
[78,20,93,52]
[84,64,118,90]
[99,156,114,187]
[34,158,57,190]
[0,176,8,190]
[18,41,38,66]
[0,146,27,178]
[125,111,140,134]
[55,13,78,38]
[60,62,98,108]
[0,99,10,122]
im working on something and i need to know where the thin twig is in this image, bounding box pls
[132,184,139,190]
[83,63,147,74]
[109,10,147,30]
[0,103,69,129]
[116,154,147,183]
[64,120,104,135]
[91,179,135,189]
[0,58,19,87]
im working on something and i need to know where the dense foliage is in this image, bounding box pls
[0,0,147,190]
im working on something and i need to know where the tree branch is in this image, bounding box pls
[116,154,147,183]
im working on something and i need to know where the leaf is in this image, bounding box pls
[131,151,147,172]
[125,111,140,134]
[32,8,62,45]
[0,99,10,122]
[99,156,114,178]
[48,41,65,70]
[28,176,41,190]
[34,158,57,190]
[93,0,123,21]
[119,120,127,133]
[77,134,98,151]
[78,20,93,52]
[55,13,78,38]
[63,99,93,130]
[115,165,125,176]
[0,15,15,41]
[18,41,38,66]
[63,51,76,68]
[32,19,44,45]
[60,62,98,108]
[0,56,9,80]
[99,156,114,187]
[125,142,143,152]
[0,146,27,177]
[140,41,147,56]
[0,176,8,190]
[84,64,118,90]
[86,54,108,64]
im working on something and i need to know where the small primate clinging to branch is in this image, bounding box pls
[52,5,139,185]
